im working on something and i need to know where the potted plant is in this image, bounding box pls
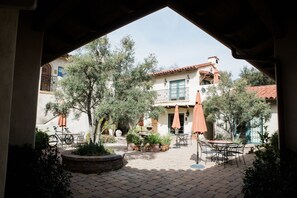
[126,133,142,151]
[144,133,161,152]
[160,134,171,151]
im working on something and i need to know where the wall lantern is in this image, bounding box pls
[186,109,190,117]
[164,78,167,86]
[187,74,190,83]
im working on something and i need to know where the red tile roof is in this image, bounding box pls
[152,62,214,76]
[247,85,277,100]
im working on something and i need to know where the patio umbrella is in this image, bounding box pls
[172,105,181,134]
[192,91,207,165]
[172,105,181,148]
[58,114,67,127]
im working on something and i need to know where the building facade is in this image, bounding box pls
[149,57,278,144]
[148,56,220,139]
[36,55,278,143]
[36,55,89,135]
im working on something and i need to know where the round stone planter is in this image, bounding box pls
[61,150,124,174]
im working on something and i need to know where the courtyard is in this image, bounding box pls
[69,137,255,198]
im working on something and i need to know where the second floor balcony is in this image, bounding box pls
[155,88,189,103]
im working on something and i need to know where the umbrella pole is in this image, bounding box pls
[61,126,64,148]
[196,134,199,164]
[175,128,179,148]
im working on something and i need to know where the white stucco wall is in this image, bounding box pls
[36,56,89,135]
[50,57,68,77]
[266,102,278,135]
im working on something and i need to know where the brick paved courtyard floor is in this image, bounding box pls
[69,137,255,198]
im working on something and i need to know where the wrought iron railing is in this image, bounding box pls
[155,88,189,103]
[40,75,58,92]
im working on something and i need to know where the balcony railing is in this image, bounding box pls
[155,88,189,103]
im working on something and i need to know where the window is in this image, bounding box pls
[58,66,64,77]
[170,80,185,100]
[40,64,52,91]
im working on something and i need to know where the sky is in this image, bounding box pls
[106,7,253,79]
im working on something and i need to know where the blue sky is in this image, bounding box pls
[107,7,253,79]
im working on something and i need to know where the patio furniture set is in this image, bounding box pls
[199,139,246,167]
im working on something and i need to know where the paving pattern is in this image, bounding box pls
[69,137,255,198]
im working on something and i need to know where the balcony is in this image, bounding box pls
[155,88,189,103]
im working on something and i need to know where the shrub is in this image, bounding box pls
[242,132,297,197]
[160,134,171,145]
[73,142,114,156]
[85,132,91,143]
[100,135,116,143]
[214,133,224,140]
[5,145,72,198]
[35,129,49,150]
[126,133,142,145]
[144,133,161,145]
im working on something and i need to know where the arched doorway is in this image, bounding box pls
[40,64,52,91]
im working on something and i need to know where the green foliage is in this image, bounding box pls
[144,133,162,145]
[73,142,114,156]
[45,101,70,117]
[47,35,160,140]
[100,135,116,143]
[214,133,225,140]
[85,132,91,143]
[258,126,270,144]
[126,133,142,145]
[96,44,159,133]
[204,71,271,140]
[160,134,172,145]
[5,145,72,198]
[239,66,275,86]
[149,106,166,120]
[243,132,297,197]
[35,128,49,150]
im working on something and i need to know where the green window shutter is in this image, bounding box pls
[170,79,185,100]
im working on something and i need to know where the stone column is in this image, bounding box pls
[9,12,43,146]
[0,8,19,198]
[275,20,297,152]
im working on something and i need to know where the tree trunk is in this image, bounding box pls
[98,118,108,145]
[93,119,99,143]
[87,110,93,142]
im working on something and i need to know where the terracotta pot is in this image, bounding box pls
[161,144,169,152]
[133,145,141,151]
[150,144,160,152]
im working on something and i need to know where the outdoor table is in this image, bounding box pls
[208,140,234,165]
[176,134,189,146]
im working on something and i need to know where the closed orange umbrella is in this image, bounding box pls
[192,91,207,165]
[192,91,207,134]
[58,114,67,127]
[172,105,181,133]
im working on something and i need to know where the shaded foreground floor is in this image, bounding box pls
[70,139,255,198]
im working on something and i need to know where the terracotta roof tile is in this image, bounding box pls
[247,85,277,100]
[152,62,213,76]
